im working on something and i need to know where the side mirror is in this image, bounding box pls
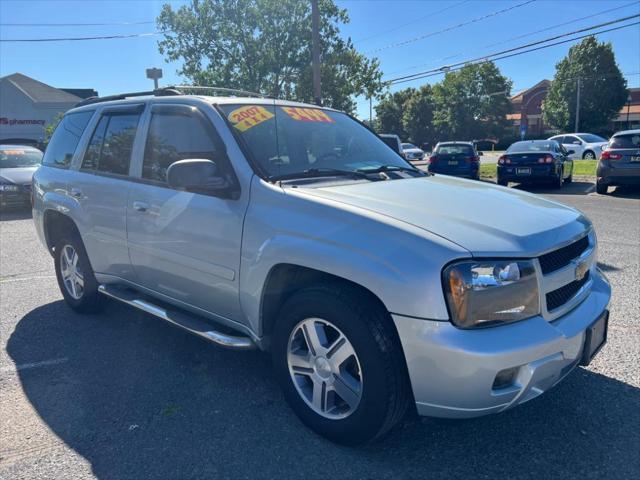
[567,150,575,155]
[477,151,483,156]
[167,159,237,198]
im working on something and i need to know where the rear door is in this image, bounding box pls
[126,103,247,321]
[73,104,144,279]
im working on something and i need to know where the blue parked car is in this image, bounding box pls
[428,142,481,180]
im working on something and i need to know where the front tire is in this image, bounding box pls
[54,235,105,313]
[272,284,410,445]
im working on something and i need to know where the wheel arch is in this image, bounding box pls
[582,149,595,159]
[43,209,81,254]
[260,264,392,345]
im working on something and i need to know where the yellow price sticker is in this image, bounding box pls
[228,105,274,132]
[281,107,335,123]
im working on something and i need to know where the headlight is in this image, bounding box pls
[443,259,539,329]
[0,184,19,192]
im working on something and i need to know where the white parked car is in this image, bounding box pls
[401,142,425,161]
[548,133,608,160]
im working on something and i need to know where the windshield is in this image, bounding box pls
[609,133,640,149]
[219,104,411,178]
[0,148,43,168]
[577,134,607,143]
[507,141,555,153]
[436,144,474,155]
[402,143,416,149]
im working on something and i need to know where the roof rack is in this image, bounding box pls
[74,85,272,108]
[74,87,183,107]
[172,85,271,98]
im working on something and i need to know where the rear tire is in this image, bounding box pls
[552,168,563,189]
[596,181,608,195]
[583,150,596,160]
[497,178,508,187]
[272,284,410,445]
[54,235,105,313]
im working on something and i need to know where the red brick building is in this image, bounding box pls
[506,81,640,137]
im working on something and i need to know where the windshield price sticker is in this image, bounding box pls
[228,105,274,132]
[281,107,335,123]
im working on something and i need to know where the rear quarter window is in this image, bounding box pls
[43,111,94,168]
[609,134,640,149]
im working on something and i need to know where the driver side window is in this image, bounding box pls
[142,106,232,184]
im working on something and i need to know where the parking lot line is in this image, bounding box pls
[0,357,69,373]
[0,275,56,283]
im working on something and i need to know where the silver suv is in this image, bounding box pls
[33,88,611,444]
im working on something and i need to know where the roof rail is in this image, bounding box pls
[74,87,183,107]
[171,85,272,98]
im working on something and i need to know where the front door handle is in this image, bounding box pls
[70,188,83,198]
[132,201,150,212]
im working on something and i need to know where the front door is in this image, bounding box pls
[126,104,247,321]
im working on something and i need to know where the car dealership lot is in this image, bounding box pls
[1,186,639,480]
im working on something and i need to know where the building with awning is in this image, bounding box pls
[0,73,97,147]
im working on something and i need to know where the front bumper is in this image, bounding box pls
[393,269,610,418]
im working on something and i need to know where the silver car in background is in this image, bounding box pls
[32,89,611,445]
[548,133,608,160]
[401,142,425,161]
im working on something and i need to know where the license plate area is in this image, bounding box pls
[448,160,458,165]
[516,167,531,175]
[580,310,609,366]
[630,156,640,162]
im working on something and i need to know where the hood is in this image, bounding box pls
[0,166,37,185]
[293,175,590,256]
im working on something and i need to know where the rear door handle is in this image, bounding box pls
[132,201,150,212]
[70,188,83,198]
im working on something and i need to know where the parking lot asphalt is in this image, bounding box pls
[1,184,639,480]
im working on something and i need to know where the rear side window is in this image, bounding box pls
[81,113,141,175]
[43,111,93,168]
[142,107,225,183]
[609,134,640,149]
[436,144,474,155]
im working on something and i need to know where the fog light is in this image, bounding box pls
[493,366,519,390]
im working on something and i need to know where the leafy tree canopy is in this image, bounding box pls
[543,36,628,133]
[432,62,512,141]
[157,0,384,112]
[402,85,436,146]
[374,88,415,139]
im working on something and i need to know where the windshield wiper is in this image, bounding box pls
[356,165,425,175]
[269,168,369,181]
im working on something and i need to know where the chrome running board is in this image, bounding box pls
[98,285,256,350]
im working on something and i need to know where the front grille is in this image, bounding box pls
[539,235,589,275]
[546,271,590,311]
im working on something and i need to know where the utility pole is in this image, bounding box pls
[369,97,373,124]
[574,77,581,133]
[311,0,322,106]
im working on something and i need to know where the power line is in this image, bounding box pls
[384,0,640,77]
[365,0,537,55]
[0,21,155,27]
[0,31,171,42]
[388,14,640,84]
[391,21,639,85]
[353,0,471,44]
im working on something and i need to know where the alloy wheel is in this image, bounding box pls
[60,244,84,300]
[287,318,362,419]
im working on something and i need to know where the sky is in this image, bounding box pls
[0,0,639,120]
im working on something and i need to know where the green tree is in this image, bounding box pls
[374,88,415,138]
[43,113,63,146]
[432,62,512,141]
[402,85,436,146]
[157,0,384,113]
[543,36,628,133]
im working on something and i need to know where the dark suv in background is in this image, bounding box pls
[427,142,481,180]
[596,129,640,194]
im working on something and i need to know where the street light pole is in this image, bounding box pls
[311,0,322,106]
[574,77,581,133]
